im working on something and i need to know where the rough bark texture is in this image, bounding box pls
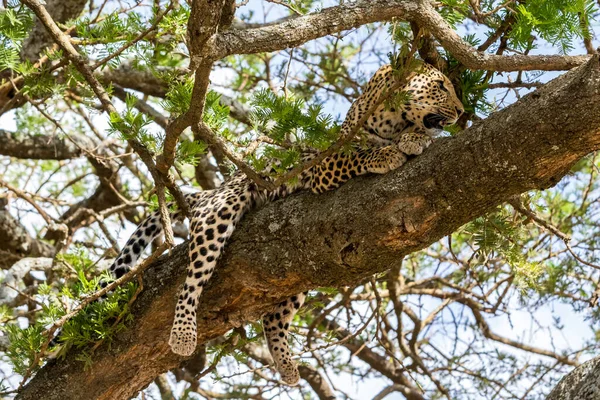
[0,130,94,160]
[209,0,589,71]
[0,204,54,269]
[210,0,416,59]
[16,57,600,400]
[410,0,590,71]
[547,356,600,400]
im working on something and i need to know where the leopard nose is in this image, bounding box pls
[455,106,464,116]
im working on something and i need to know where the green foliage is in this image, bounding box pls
[71,4,189,81]
[109,93,158,149]
[459,68,492,116]
[176,140,208,166]
[0,5,33,72]
[465,208,543,291]
[250,89,339,150]
[166,89,228,166]
[22,69,60,98]
[247,88,340,175]
[161,77,193,117]
[147,190,175,213]
[440,43,492,122]
[437,0,469,27]
[203,90,231,135]
[511,0,598,53]
[4,325,45,375]
[388,20,413,45]
[0,45,19,72]
[255,146,302,175]
[0,6,33,42]
[56,281,137,352]
[1,248,138,375]
[76,11,145,50]
[157,5,189,43]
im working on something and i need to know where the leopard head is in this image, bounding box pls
[364,61,464,144]
[404,63,464,134]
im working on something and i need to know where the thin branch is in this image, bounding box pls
[91,3,174,70]
[0,178,55,223]
[17,242,169,389]
[412,0,589,71]
[21,0,190,219]
[510,199,600,272]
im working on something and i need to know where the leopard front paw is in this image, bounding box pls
[387,151,408,171]
[398,133,433,155]
[169,319,197,356]
[367,150,407,174]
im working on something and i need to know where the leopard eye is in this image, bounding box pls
[437,81,447,91]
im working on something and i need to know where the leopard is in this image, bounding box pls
[107,59,464,385]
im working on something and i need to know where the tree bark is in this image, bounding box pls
[0,204,54,269]
[15,57,600,400]
[547,356,600,400]
[0,130,94,160]
[20,0,87,61]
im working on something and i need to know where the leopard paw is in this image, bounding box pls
[169,324,197,356]
[398,139,431,155]
[278,359,301,386]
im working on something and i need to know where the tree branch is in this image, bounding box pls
[156,0,229,177]
[211,0,589,71]
[547,356,600,400]
[0,199,54,269]
[210,0,417,59]
[21,0,191,220]
[20,0,87,61]
[411,0,589,71]
[0,130,95,160]
[14,56,600,400]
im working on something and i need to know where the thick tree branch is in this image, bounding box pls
[0,200,54,269]
[15,57,600,400]
[412,0,590,71]
[0,130,95,160]
[156,0,229,177]
[210,0,417,59]
[547,356,600,400]
[211,0,589,71]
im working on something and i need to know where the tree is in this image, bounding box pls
[1,0,600,399]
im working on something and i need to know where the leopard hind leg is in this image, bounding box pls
[262,292,307,385]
